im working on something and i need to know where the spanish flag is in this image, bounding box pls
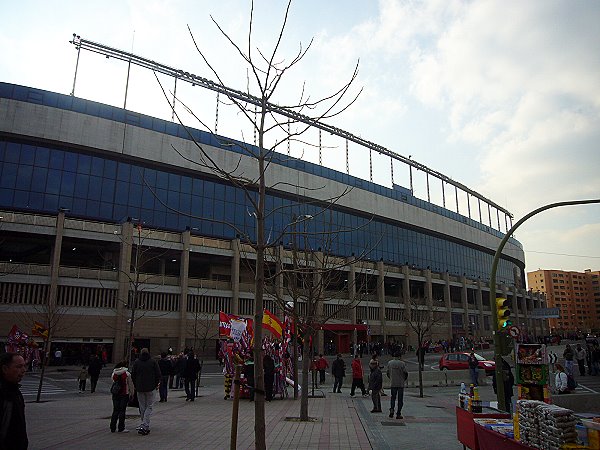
[32,321,49,340]
[262,309,283,338]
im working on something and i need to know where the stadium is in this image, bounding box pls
[0,73,545,361]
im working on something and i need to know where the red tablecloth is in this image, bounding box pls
[456,407,511,450]
[474,423,536,450]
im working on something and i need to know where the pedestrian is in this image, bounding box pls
[592,343,600,376]
[131,348,162,435]
[350,355,368,397]
[554,364,569,394]
[0,352,28,450]
[331,353,346,393]
[386,351,408,419]
[563,344,574,375]
[316,354,329,385]
[109,361,134,433]
[368,359,383,413]
[174,353,186,389]
[157,352,173,402]
[88,354,103,393]
[575,344,586,377]
[492,359,515,413]
[548,350,558,373]
[183,351,201,401]
[77,365,88,393]
[243,354,255,401]
[263,353,276,401]
[468,351,479,386]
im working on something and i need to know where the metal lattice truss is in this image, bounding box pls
[69,34,514,230]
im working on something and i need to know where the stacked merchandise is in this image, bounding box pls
[517,400,578,450]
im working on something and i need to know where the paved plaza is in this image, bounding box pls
[26,368,466,450]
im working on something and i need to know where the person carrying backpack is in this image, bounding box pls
[109,361,134,433]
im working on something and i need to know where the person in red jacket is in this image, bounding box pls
[350,355,368,397]
[316,354,329,385]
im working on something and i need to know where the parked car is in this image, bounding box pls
[438,352,495,375]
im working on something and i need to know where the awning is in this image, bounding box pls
[319,323,368,331]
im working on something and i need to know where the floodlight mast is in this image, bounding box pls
[68,33,513,224]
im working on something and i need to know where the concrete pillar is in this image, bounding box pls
[425,268,433,323]
[443,272,452,339]
[401,265,413,346]
[47,210,65,357]
[314,251,324,356]
[377,260,386,342]
[461,276,469,334]
[476,280,485,337]
[348,259,357,346]
[231,237,240,316]
[177,229,191,352]
[114,221,133,362]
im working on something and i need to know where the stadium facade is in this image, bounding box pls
[0,82,546,360]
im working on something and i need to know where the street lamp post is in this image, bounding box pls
[490,199,599,411]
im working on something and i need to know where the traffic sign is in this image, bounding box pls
[508,326,520,338]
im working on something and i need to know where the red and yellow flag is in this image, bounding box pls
[32,321,49,340]
[262,309,283,338]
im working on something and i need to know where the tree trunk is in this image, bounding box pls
[300,330,313,420]
[36,337,51,403]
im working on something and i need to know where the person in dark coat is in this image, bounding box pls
[492,359,515,413]
[157,352,173,402]
[263,353,276,401]
[183,351,201,401]
[0,353,28,450]
[88,354,103,393]
[131,348,161,435]
[368,359,383,413]
[331,353,346,393]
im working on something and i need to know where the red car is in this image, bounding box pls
[438,352,495,375]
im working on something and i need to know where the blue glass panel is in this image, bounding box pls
[49,150,64,169]
[115,181,129,204]
[58,195,73,211]
[44,194,59,210]
[0,188,14,205]
[100,179,115,202]
[35,147,50,167]
[63,152,77,172]
[141,188,155,209]
[129,184,142,206]
[203,181,214,198]
[61,171,76,196]
[117,163,130,181]
[78,154,91,174]
[16,165,33,190]
[180,176,192,194]
[0,163,17,188]
[153,211,166,228]
[91,157,104,177]
[5,142,20,163]
[74,174,89,198]
[156,171,168,189]
[165,213,178,229]
[86,200,100,217]
[168,173,180,191]
[142,168,157,186]
[167,190,179,209]
[20,145,35,165]
[46,169,61,194]
[13,190,29,206]
[104,159,117,178]
[99,202,113,219]
[88,176,102,200]
[28,192,44,209]
[72,198,87,215]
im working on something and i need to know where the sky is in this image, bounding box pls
[1,0,599,279]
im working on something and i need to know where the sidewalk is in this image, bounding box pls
[25,376,468,449]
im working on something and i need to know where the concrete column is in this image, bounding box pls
[461,276,469,334]
[314,251,324,356]
[231,237,240,316]
[425,269,433,323]
[377,260,386,342]
[401,265,411,345]
[177,229,191,352]
[476,280,485,337]
[348,259,357,346]
[443,272,452,339]
[114,221,133,362]
[47,210,65,357]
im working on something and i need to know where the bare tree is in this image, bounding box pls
[403,296,445,398]
[187,290,220,384]
[152,1,361,447]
